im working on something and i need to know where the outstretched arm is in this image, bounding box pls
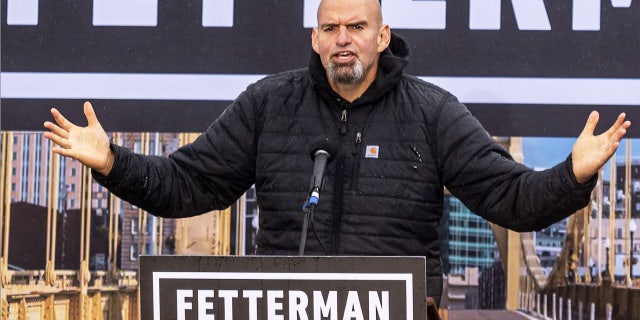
[439,95,632,231]
[571,111,631,183]
[43,101,115,176]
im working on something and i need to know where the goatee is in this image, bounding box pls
[326,60,364,84]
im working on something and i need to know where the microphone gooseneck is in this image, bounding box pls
[300,139,336,256]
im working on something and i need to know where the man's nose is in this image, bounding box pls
[336,27,351,46]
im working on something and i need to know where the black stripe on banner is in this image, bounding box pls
[2,99,638,137]
[1,99,231,133]
[467,104,640,137]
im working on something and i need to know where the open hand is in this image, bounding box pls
[571,111,631,183]
[43,101,114,176]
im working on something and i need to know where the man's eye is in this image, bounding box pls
[324,27,334,32]
[352,25,363,30]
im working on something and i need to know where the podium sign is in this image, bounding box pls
[140,256,426,319]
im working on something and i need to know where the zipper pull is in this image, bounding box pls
[340,109,348,135]
[353,132,362,155]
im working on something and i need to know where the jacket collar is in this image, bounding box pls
[309,32,410,107]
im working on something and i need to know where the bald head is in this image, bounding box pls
[317,0,383,27]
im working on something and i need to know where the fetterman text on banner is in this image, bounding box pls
[139,256,427,320]
[1,0,639,135]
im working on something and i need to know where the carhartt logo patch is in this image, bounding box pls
[365,145,379,158]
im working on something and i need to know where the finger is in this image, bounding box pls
[52,146,75,158]
[613,127,629,143]
[43,132,71,149]
[606,113,626,132]
[580,111,599,137]
[50,107,75,131]
[606,113,630,139]
[43,121,69,139]
[83,101,99,126]
[614,113,631,131]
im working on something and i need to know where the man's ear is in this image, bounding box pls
[377,24,391,52]
[311,28,320,54]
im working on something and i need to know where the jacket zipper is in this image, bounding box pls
[340,109,348,134]
[331,108,349,254]
[351,131,362,189]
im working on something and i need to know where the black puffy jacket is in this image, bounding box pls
[94,34,596,302]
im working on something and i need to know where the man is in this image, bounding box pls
[44,0,630,309]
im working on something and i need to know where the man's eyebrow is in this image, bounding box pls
[348,21,368,27]
[320,21,368,29]
[320,22,338,29]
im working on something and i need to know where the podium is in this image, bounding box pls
[140,256,426,319]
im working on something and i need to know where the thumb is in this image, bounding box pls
[580,111,599,137]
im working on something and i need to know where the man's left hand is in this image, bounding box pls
[572,111,631,184]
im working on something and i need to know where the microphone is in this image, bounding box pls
[307,149,331,208]
[306,139,336,209]
[300,138,336,255]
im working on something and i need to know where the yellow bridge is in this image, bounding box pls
[1,132,639,319]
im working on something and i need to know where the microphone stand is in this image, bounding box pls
[299,204,313,255]
[300,146,332,256]
[299,190,319,256]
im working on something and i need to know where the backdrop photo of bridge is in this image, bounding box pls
[2,132,639,319]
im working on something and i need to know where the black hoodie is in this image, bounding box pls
[95,33,596,303]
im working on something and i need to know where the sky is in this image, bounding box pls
[521,137,639,181]
[522,137,575,169]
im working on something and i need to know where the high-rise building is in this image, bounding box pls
[440,195,496,275]
[8,132,99,211]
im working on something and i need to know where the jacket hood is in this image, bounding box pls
[309,32,410,106]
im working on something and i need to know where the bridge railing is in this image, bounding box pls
[2,269,138,320]
[519,281,640,319]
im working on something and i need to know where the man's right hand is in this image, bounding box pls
[43,101,115,176]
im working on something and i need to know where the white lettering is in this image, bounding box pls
[174,289,392,320]
[368,291,389,320]
[243,290,263,320]
[11,0,634,31]
[469,0,501,30]
[573,0,601,30]
[470,0,550,30]
[176,290,193,320]
[198,290,215,320]
[92,0,158,26]
[511,0,551,30]
[7,0,38,25]
[611,0,632,7]
[303,0,322,28]
[381,0,447,30]
[289,291,309,320]
[202,0,234,27]
[267,290,284,320]
[218,290,239,320]
[314,291,338,320]
[342,291,364,320]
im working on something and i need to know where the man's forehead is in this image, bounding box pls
[317,0,381,24]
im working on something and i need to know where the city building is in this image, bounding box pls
[533,220,567,275]
[440,195,497,276]
[9,132,105,212]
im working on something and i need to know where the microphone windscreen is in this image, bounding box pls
[308,137,337,162]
